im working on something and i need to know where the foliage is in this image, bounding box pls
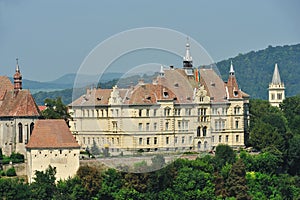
[30,165,57,200]
[214,144,236,169]
[42,97,71,125]
[10,152,24,163]
[5,167,16,177]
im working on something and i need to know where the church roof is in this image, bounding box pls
[0,76,14,101]
[26,119,80,149]
[271,63,282,85]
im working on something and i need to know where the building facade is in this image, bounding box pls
[69,43,250,154]
[0,60,41,155]
[269,63,285,107]
[26,119,80,183]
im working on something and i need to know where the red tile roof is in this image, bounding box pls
[0,76,14,101]
[26,119,80,149]
[0,90,41,117]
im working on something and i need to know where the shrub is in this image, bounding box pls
[10,152,24,163]
[6,167,16,177]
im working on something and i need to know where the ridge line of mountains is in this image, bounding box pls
[16,43,300,105]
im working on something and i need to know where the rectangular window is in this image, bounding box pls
[166,137,169,144]
[153,109,157,117]
[226,135,229,142]
[165,122,169,130]
[138,123,143,131]
[153,122,157,131]
[186,108,191,116]
[182,136,185,144]
[178,121,181,130]
[235,120,239,129]
[146,109,150,117]
[154,137,157,145]
[139,109,142,117]
[139,138,142,145]
[189,136,193,143]
[236,135,239,142]
[219,135,222,142]
[175,136,178,144]
[212,136,214,143]
[147,137,150,145]
[146,123,150,131]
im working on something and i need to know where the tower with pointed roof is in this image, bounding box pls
[183,38,194,76]
[268,63,285,107]
[14,58,22,91]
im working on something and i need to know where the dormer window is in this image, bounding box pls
[174,83,179,87]
[234,91,238,96]
[163,91,169,98]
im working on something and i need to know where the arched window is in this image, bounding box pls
[197,126,201,137]
[197,141,201,150]
[204,141,208,149]
[18,123,23,143]
[203,126,207,137]
[30,122,34,135]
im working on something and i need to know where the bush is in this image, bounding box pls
[10,152,24,163]
[6,167,16,177]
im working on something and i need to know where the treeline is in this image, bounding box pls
[217,43,300,99]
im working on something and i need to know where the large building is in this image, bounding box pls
[69,43,250,154]
[269,63,285,107]
[0,60,41,155]
[26,119,80,183]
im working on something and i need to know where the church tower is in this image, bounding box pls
[268,63,285,107]
[14,58,22,91]
[183,38,194,76]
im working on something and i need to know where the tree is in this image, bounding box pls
[227,159,251,200]
[287,134,300,175]
[30,165,57,200]
[151,154,166,171]
[42,97,71,125]
[214,144,236,169]
[90,140,101,156]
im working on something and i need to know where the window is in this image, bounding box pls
[189,136,193,143]
[147,137,150,145]
[153,123,157,131]
[219,135,222,142]
[182,136,185,144]
[212,136,214,143]
[234,107,241,115]
[175,108,181,116]
[165,122,169,130]
[146,123,150,131]
[18,123,23,143]
[154,137,157,145]
[235,120,239,129]
[204,141,207,149]
[185,108,191,116]
[87,137,90,144]
[271,93,275,100]
[166,137,169,144]
[146,109,150,117]
[203,126,207,137]
[174,137,178,144]
[83,137,86,144]
[164,108,170,116]
[236,135,239,142]
[197,141,201,149]
[197,126,201,137]
[139,138,143,145]
[138,123,143,131]
[139,109,142,117]
[226,135,229,142]
[178,121,181,130]
[112,138,114,144]
[112,121,118,133]
[153,109,157,117]
[30,122,34,136]
[277,93,282,100]
[117,138,120,144]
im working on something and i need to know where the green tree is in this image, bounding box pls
[214,144,236,169]
[0,178,30,200]
[42,97,71,125]
[30,165,57,200]
[227,159,251,200]
[281,95,300,134]
[287,134,300,175]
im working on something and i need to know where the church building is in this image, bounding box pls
[69,42,250,154]
[0,60,41,155]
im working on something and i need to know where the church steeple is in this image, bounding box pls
[268,63,285,107]
[229,60,235,76]
[14,58,22,91]
[183,37,193,69]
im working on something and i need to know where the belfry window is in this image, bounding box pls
[18,123,23,143]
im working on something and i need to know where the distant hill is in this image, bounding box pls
[216,43,300,99]
[32,43,300,105]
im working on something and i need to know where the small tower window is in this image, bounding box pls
[18,123,23,143]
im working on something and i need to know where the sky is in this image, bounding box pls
[0,0,299,82]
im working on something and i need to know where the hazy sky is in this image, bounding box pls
[0,0,299,81]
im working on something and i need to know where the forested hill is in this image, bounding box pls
[216,43,300,99]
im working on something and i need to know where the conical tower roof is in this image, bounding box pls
[271,63,282,85]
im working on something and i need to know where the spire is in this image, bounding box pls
[183,37,192,62]
[16,58,20,72]
[271,63,282,85]
[229,60,235,76]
